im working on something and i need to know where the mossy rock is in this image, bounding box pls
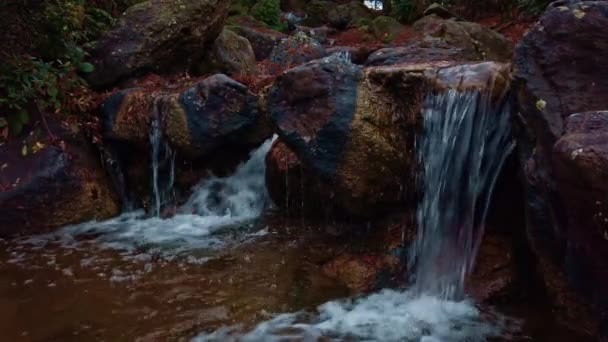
[197,28,257,76]
[226,15,269,29]
[86,0,230,88]
[370,16,403,43]
[230,0,257,16]
[303,0,337,27]
[327,1,376,30]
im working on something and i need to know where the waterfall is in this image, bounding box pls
[149,102,176,217]
[409,88,515,300]
[193,84,520,342]
[57,137,276,257]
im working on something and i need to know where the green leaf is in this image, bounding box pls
[0,117,7,128]
[47,86,58,98]
[78,62,95,73]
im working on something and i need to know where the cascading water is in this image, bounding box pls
[409,88,515,300]
[149,103,176,217]
[195,77,519,342]
[50,137,276,257]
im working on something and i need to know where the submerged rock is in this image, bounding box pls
[86,0,230,88]
[513,0,608,335]
[0,123,120,236]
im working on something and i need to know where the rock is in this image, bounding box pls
[100,74,272,209]
[303,0,336,27]
[0,122,120,236]
[228,25,287,61]
[423,2,460,20]
[162,74,268,159]
[101,88,155,147]
[269,32,327,67]
[86,0,230,88]
[512,1,608,336]
[267,54,511,218]
[197,28,257,76]
[265,140,333,217]
[366,15,512,66]
[281,0,308,12]
[327,1,376,30]
[326,46,379,64]
[294,25,337,45]
[369,16,403,43]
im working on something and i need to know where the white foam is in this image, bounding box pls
[26,137,276,259]
[194,289,518,341]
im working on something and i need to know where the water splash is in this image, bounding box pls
[329,50,353,63]
[194,289,516,342]
[51,137,276,257]
[409,88,515,299]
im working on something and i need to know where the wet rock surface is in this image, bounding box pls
[267,57,511,218]
[100,74,272,209]
[0,121,120,237]
[513,1,608,335]
[86,0,230,88]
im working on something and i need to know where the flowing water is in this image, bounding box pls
[0,92,592,340]
[193,87,518,341]
[150,103,177,217]
[409,89,515,300]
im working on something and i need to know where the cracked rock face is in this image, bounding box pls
[513,1,608,335]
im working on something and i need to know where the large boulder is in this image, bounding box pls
[100,74,272,209]
[197,29,257,76]
[303,0,336,27]
[161,74,269,159]
[369,16,403,43]
[228,25,287,61]
[327,1,376,30]
[0,122,120,236]
[366,14,512,66]
[266,55,510,218]
[269,32,327,67]
[87,0,230,88]
[512,1,608,335]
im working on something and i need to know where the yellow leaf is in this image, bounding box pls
[32,142,46,154]
[21,145,28,156]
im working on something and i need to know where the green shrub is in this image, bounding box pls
[0,0,114,138]
[517,0,548,15]
[251,0,281,27]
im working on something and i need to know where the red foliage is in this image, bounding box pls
[478,15,535,43]
[233,60,286,93]
[331,28,381,48]
[392,26,420,46]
